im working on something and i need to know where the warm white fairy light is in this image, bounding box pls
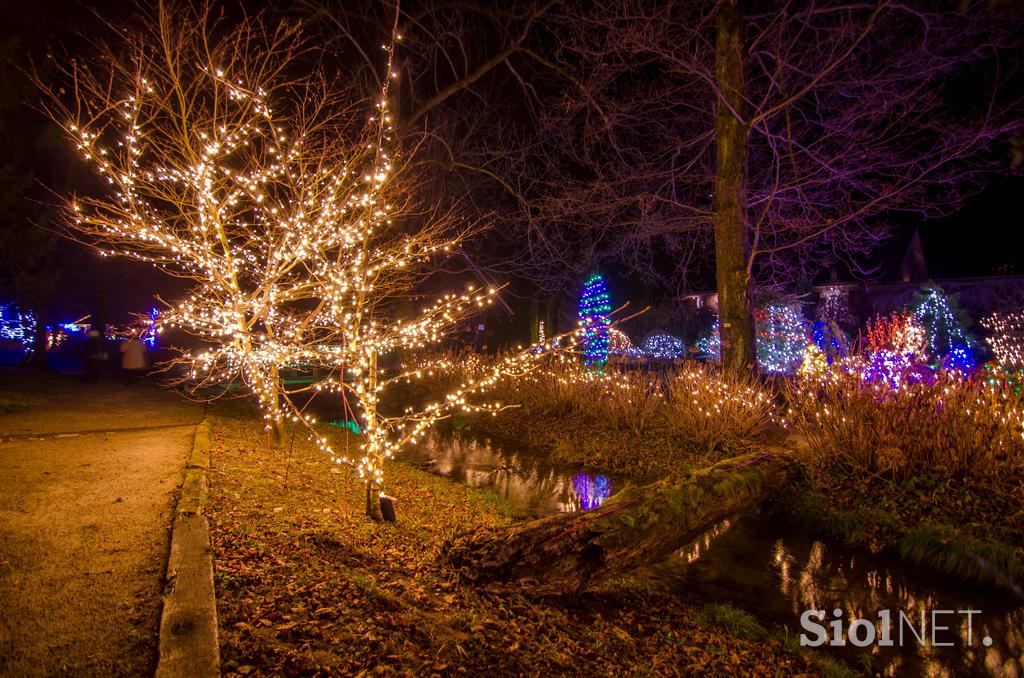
[983,311,1024,371]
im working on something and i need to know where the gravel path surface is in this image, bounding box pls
[0,377,203,676]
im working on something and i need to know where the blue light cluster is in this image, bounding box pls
[577,272,612,368]
[641,333,685,359]
[862,350,932,389]
[144,306,159,348]
[913,286,975,371]
[812,321,845,364]
[0,305,35,349]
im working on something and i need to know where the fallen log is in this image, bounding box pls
[443,450,796,596]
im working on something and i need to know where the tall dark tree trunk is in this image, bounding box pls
[713,0,756,372]
[443,451,794,595]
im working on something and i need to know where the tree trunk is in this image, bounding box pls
[366,482,383,521]
[364,351,384,521]
[443,451,794,596]
[713,0,756,373]
[267,368,286,446]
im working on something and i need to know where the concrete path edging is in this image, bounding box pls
[156,418,220,678]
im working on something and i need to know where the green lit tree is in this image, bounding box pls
[577,272,611,368]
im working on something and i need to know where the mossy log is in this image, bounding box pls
[444,451,795,596]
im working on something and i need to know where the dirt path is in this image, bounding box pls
[0,378,203,676]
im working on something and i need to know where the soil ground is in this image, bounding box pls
[0,369,203,676]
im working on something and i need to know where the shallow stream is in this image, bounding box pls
[399,430,1024,677]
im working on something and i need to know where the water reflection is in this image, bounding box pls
[666,513,1024,677]
[677,518,733,564]
[399,431,1023,676]
[571,472,612,510]
[398,430,620,516]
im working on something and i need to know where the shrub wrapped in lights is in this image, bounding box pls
[755,303,808,374]
[913,285,976,371]
[641,333,685,360]
[797,343,829,381]
[607,327,642,358]
[694,319,721,360]
[861,312,930,388]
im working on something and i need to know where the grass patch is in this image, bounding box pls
[0,392,47,414]
[700,603,765,640]
[897,526,1024,590]
[0,367,66,414]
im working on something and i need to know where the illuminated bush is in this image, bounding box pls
[787,363,1024,480]
[983,311,1024,371]
[641,333,685,360]
[662,362,778,454]
[913,284,976,370]
[578,272,612,368]
[861,312,930,388]
[608,328,642,357]
[694,320,720,360]
[755,303,808,374]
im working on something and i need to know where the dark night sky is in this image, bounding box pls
[1,0,1022,324]
[910,175,1024,280]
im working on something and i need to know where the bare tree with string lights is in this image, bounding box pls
[40,1,596,519]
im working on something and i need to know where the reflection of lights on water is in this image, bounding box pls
[677,519,733,564]
[571,472,611,510]
[774,540,794,599]
[767,537,1024,676]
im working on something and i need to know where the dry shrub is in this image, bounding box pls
[662,363,778,454]
[409,353,780,460]
[593,369,664,436]
[496,357,664,436]
[787,363,1024,480]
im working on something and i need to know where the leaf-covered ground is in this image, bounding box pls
[207,407,822,676]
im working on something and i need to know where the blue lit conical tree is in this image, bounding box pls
[912,284,976,370]
[578,271,612,368]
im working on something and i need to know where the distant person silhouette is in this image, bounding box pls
[83,329,106,382]
[119,334,148,385]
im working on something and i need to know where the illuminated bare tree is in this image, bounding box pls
[42,2,590,519]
